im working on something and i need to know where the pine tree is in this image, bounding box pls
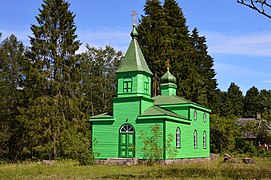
[0,34,25,160]
[221,83,244,117]
[80,45,122,116]
[138,0,193,97]
[18,0,89,160]
[138,0,217,106]
[259,89,271,113]
[190,28,217,107]
[137,0,167,96]
[163,0,202,103]
[243,86,261,118]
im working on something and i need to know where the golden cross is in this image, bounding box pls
[131,10,138,26]
[165,59,170,70]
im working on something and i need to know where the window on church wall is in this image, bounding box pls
[193,110,197,120]
[120,124,134,133]
[203,113,207,122]
[144,81,149,94]
[203,131,207,149]
[194,130,197,149]
[176,128,181,148]
[123,77,132,92]
[144,77,149,94]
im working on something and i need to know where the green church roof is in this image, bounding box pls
[89,112,114,121]
[152,95,211,112]
[152,95,191,105]
[161,69,176,84]
[116,25,153,75]
[140,106,187,119]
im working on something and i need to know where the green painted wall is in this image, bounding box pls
[160,83,177,96]
[117,72,151,98]
[165,109,210,159]
[92,121,118,159]
[135,120,164,159]
[165,106,190,119]
[92,119,165,159]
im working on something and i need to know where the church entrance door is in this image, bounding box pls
[119,124,135,158]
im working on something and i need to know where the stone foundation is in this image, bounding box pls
[96,158,139,165]
[95,157,210,165]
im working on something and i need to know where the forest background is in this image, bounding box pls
[0,0,271,164]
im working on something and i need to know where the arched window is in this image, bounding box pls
[176,128,181,148]
[194,130,197,149]
[193,110,197,120]
[203,113,207,122]
[123,77,132,92]
[120,124,134,133]
[203,131,207,149]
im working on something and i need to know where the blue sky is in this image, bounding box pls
[1,0,271,93]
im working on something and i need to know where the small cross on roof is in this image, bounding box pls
[131,10,138,26]
[165,59,170,70]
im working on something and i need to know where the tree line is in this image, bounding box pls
[0,0,270,163]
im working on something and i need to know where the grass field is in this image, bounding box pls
[1,157,271,179]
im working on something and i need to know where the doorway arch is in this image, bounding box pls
[119,124,135,158]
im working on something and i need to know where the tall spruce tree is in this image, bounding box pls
[138,0,217,106]
[243,86,261,118]
[163,0,202,103]
[0,34,24,160]
[137,0,167,96]
[221,83,244,117]
[18,0,89,160]
[190,28,217,107]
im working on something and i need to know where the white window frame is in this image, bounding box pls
[194,130,197,149]
[176,128,181,148]
[194,110,197,120]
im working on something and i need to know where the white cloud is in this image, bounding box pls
[1,27,131,52]
[77,28,130,52]
[261,80,271,83]
[214,62,269,77]
[3,27,271,58]
[204,31,271,57]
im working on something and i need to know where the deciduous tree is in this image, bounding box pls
[210,114,241,153]
[237,0,271,19]
[80,45,122,116]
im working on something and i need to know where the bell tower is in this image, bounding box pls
[113,24,154,117]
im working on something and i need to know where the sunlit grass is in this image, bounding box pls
[0,157,271,179]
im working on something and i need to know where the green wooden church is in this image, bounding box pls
[89,25,211,160]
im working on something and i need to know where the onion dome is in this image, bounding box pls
[161,69,176,84]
